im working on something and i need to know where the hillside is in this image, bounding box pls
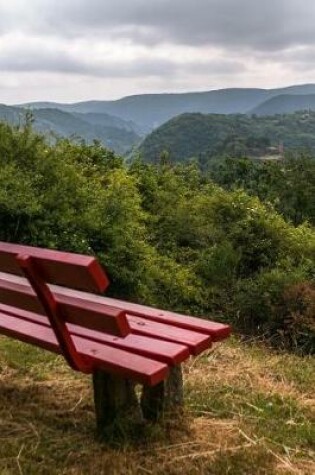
[250,94,315,115]
[0,103,24,123]
[0,105,141,155]
[138,111,315,163]
[72,112,141,134]
[20,83,315,131]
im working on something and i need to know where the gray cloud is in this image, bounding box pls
[0,40,245,78]
[0,53,176,78]
[0,49,85,74]
[0,1,314,102]
[260,46,315,72]
[6,0,314,52]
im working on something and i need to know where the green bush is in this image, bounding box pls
[234,271,315,353]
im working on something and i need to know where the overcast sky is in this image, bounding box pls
[1,0,315,103]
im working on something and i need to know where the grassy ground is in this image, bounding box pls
[0,336,314,475]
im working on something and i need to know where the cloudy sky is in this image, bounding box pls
[1,0,315,103]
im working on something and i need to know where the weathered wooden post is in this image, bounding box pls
[93,370,142,434]
[141,365,184,421]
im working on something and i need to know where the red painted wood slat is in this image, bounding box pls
[0,272,229,343]
[0,304,190,365]
[0,241,108,293]
[55,286,231,342]
[0,273,130,337]
[127,315,212,355]
[105,298,231,341]
[0,313,168,386]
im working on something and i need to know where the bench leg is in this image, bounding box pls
[92,370,142,434]
[141,365,184,421]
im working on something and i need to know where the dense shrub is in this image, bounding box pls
[131,162,315,352]
[234,270,314,352]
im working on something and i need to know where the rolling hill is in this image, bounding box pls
[0,105,141,155]
[250,93,315,115]
[138,110,315,163]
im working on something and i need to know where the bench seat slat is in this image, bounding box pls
[0,273,130,337]
[128,315,212,355]
[0,313,168,386]
[71,327,190,366]
[105,298,231,341]
[0,273,212,356]
[0,273,229,345]
[0,304,190,365]
[54,287,231,342]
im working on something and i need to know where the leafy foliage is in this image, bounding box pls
[0,121,314,352]
[211,154,315,225]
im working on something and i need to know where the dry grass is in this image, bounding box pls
[0,336,314,475]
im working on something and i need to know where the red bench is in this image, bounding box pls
[0,241,231,433]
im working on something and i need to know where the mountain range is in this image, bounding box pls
[20,83,315,131]
[1,83,315,155]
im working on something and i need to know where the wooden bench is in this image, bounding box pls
[0,241,231,433]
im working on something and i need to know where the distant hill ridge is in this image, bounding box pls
[0,104,141,154]
[250,93,315,115]
[19,83,315,131]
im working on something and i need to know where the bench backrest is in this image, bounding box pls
[0,242,130,338]
[0,242,108,292]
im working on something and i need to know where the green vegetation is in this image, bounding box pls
[211,154,315,225]
[139,111,315,164]
[130,159,315,352]
[0,120,314,352]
